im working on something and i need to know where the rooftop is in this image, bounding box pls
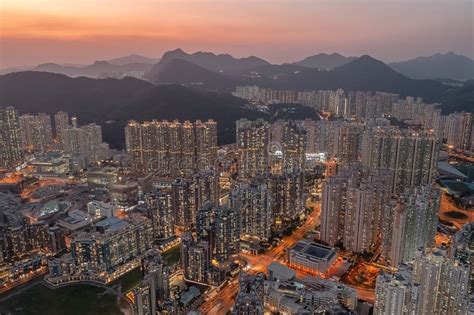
[95,216,129,232]
[290,240,336,260]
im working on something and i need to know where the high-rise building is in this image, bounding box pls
[214,203,240,262]
[19,113,53,153]
[320,174,346,247]
[445,112,472,150]
[449,223,474,293]
[269,172,305,228]
[302,119,318,154]
[36,113,53,146]
[330,122,363,164]
[196,202,219,251]
[281,120,307,174]
[172,171,219,228]
[234,181,272,241]
[54,111,70,143]
[413,248,470,315]
[142,249,170,303]
[195,119,218,168]
[131,274,157,315]
[146,189,175,240]
[62,122,107,164]
[71,215,153,272]
[343,168,392,253]
[362,127,439,193]
[81,123,104,163]
[194,201,240,263]
[125,120,218,175]
[236,119,270,177]
[321,163,392,252]
[374,263,420,315]
[382,185,440,267]
[19,114,36,151]
[0,106,23,169]
[181,232,211,284]
[375,248,470,315]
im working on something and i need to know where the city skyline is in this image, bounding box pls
[1,0,473,67]
[0,1,473,314]
[0,85,472,313]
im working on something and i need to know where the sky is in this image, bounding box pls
[0,0,473,68]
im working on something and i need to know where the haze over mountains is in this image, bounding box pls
[2,49,473,81]
[389,52,474,81]
[107,54,159,65]
[293,53,357,69]
[144,48,269,79]
[31,61,154,79]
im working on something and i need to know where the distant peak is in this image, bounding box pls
[162,48,188,59]
[37,62,60,67]
[93,60,110,65]
[165,48,188,55]
[359,54,376,60]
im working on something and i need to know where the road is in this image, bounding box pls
[199,202,321,314]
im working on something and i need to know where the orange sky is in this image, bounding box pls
[1,0,473,67]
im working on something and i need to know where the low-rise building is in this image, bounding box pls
[287,240,337,275]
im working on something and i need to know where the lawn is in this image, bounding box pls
[0,284,123,315]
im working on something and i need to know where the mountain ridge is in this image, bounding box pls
[107,54,159,65]
[389,52,474,80]
[145,48,270,78]
[294,52,357,69]
[144,58,237,91]
[31,60,153,78]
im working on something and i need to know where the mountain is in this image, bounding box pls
[32,61,154,78]
[294,53,357,69]
[239,55,449,100]
[0,66,34,75]
[145,58,237,91]
[107,54,159,65]
[0,72,318,148]
[146,48,270,77]
[389,52,474,80]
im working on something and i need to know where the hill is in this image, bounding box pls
[32,61,153,78]
[144,58,237,91]
[145,48,270,79]
[107,54,159,65]
[240,55,449,99]
[293,53,357,69]
[0,72,317,148]
[389,52,474,81]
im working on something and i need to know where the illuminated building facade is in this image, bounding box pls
[125,119,218,175]
[236,119,270,177]
[0,106,23,169]
[361,127,439,193]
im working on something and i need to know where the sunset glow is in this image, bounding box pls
[1,0,473,67]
